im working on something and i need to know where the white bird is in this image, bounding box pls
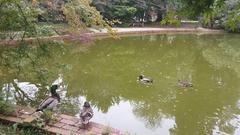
[59,90,67,99]
[13,79,38,100]
[52,74,63,86]
[52,74,68,99]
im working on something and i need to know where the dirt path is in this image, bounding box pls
[88,27,223,34]
[0,27,224,45]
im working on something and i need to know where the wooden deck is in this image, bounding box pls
[0,107,124,135]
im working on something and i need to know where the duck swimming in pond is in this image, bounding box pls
[138,75,153,84]
[36,85,60,112]
[178,80,193,88]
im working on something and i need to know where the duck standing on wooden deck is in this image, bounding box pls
[79,101,94,128]
[178,80,193,88]
[36,85,60,112]
[138,74,153,84]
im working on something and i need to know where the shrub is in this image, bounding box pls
[160,10,181,27]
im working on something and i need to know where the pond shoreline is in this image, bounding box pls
[89,27,223,35]
[0,27,224,45]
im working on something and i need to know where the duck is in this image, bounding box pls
[52,74,63,87]
[79,101,94,128]
[138,75,153,84]
[36,85,60,112]
[178,80,193,88]
[52,74,68,99]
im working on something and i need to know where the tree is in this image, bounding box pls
[223,0,240,32]
[93,0,138,24]
[202,0,240,32]
[0,0,113,40]
[0,0,41,40]
[160,10,181,26]
[0,0,114,118]
[180,0,215,18]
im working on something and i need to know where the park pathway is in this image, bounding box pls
[0,27,223,45]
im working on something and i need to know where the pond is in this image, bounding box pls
[0,33,240,135]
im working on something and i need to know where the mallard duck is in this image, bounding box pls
[52,74,68,98]
[178,80,193,87]
[79,101,94,128]
[138,75,153,84]
[36,85,60,112]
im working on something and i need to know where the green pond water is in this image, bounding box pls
[1,33,240,135]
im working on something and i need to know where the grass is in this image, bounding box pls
[0,123,54,135]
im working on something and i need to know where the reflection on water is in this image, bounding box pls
[1,34,240,135]
[92,100,175,135]
[1,75,68,108]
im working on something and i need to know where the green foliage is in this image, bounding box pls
[63,0,109,29]
[160,10,181,26]
[37,1,65,23]
[33,109,57,128]
[0,0,113,40]
[224,2,240,32]
[180,0,215,18]
[34,25,57,37]
[202,10,216,28]
[201,0,240,32]
[93,0,169,25]
[0,101,12,115]
[41,109,54,123]
[201,0,225,28]
[0,91,13,115]
[0,0,42,39]
[112,6,137,22]
[0,123,53,135]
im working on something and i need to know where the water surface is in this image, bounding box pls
[0,34,240,135]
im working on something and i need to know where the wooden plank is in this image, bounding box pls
[47,126,72,135]
[61,114,75,120]
[23,116,37,123]
[0,108,124,135]
[0,114,23,124]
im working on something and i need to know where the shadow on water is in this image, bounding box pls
[0,34,240,135]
